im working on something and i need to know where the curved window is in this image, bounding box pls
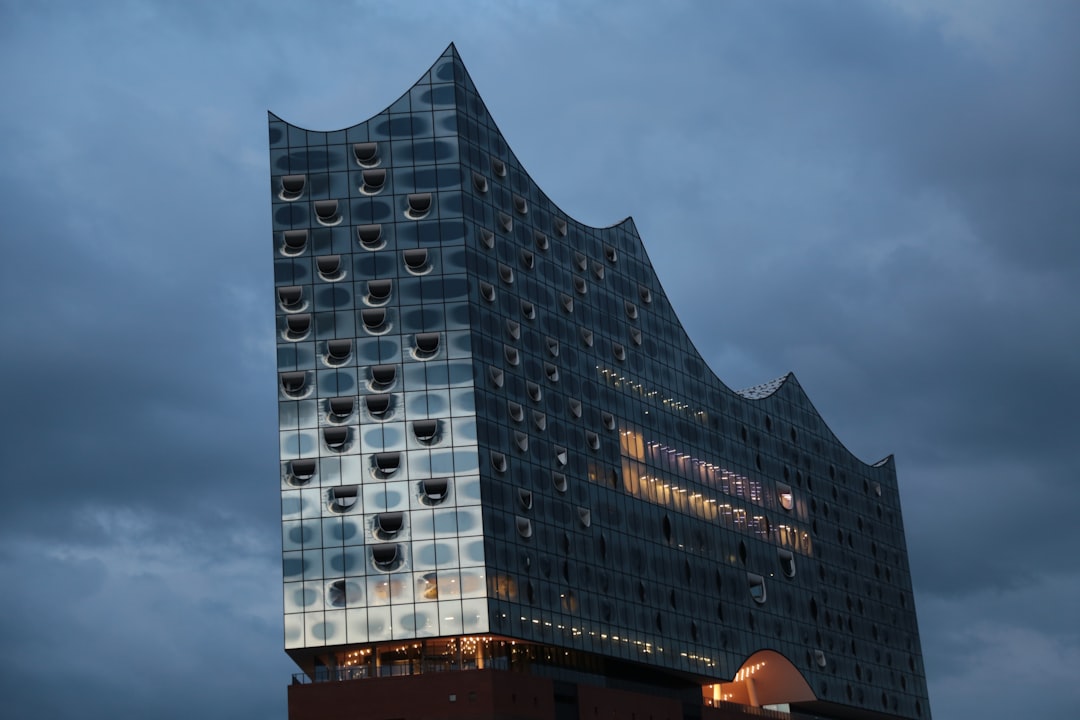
[526,381,542,402]
[324,426,349,452]
[472,172,488,193]
[534,231,549,251]
[573,252,587,271]
[630,328,642,346]
[361,308,386,331]
[414,333,440,358]
[568,399,582,418]
[504,345,520,366]
[421,477,449,505]
[280,174,306,200]
[488,366,504,388]
[413,419,438,444]
[370,364,396,389]
[580,328,593,347]
[546,337,560,357]
[375,512,404,539]
[639,285,653,304]
[277,285,303,310]
[778,549,796,578]
[612,342,626,362]
[367,279,392,304]
[288,458,317,486]
[625,301,638,320]
[507,401,524,423]
[553,217,567,236]
[491,451,507,473]
[559,293,574,313]
[505,319,520,340]
[282,229,308,255]
[532,411,547,431]
[479,281,495,303]
[374,452,400,477]
[479,228,495,249]
[814,650,828,668]
[554,446,568,466]
[578,507,592,528]
[280,371,307,397]
[520,301,535,320]
[361,168,386,194]
[574,276,588,295]
[591,261,605,280]
[585,430,600,451]
[516,516,533,539]
[518,489,533,510]
[357,224,384,250]
[285,314,311,340]
[317,254,343,280]
[747,573,767,604]
[552,472,568,493]
[514,431,529,452]
[778,483,794,511]
[498,263,514,284]
[314,200,340,226]
[601,412,615,430]
[544,363,559,382]
[353,142,379,167]
[498,212,513,232]
[604,244,618,263]
[326,579,359,608]
[403,248,430,274]
[490,156,506,177]
[365,393,391,417]
[329,485,359,513]
[520,248,534,269]
[326,340,352,365]
[371,543,401,571]
[406,193,432,219]
[328,396,355,422]
[513,195,528,215]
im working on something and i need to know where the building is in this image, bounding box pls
[269,45,931,720]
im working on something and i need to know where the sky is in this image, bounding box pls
[1,1,1077,718]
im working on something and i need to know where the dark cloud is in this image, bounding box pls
[1,2,1076,719]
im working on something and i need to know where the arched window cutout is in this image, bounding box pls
[353,142,379,167]
[546,337,560,357]
[361,308,386,332]
[554,446,568,466]
[516,516,533,538]
[498,212,513,232]
[324,426,349,452]
[479,228,495,249]
[518,488,533,510]
[520,249,534,269]
[613,343,626,362]
[414,333,440,358]
[585,431,600,451]
[552,472,568,493]
[472,172,489,193]
[489,366,504,388]
[375,512,404,538]
[554,217,567,236]
[568,399,582,418]
[601,412,615,430]
[507,401,524,423]
[328,396,355,422]
[479,281,495,302]
[532,411,547,431]
[371,364,396,388]
[513,195,528,215]
[314,200,340,226]
[326,339,352,365]
[574,277,588,295]
[280,174,306,200]
[282,229,308,255]
[778,549,796,578]
[317,255,343,280]
[365,393,391,417]
[406,193,432,219]
[357,224,384,250]
[413,419,438,443]
[520,301,535,320]
[285,314,311,340]
[526,381,542,402]
[778,483,794,511]
[814,650,828,668]
[578,507,592,528]
[591,261,605,280]
[329,485,359,513]
[560,294,574,313]
[544,363,559,383]
[630,328,642,346]
[639,285,653,304]
[573,253,587,271]
[748,573,767,604]
[491,451,507,473]
[361,168,386,194]
[278,285,303,310]
[326,579,356,608]
[421,477,449,504]
[580,328,593,347]
[504,345,520,366]
[280,371,307,397]
[371,543,400,571]
[403,248,430,274]
[625,301,638,320]
[367,279,392,304]
[505,319,520,340]
[514,431,529,452]
[490,156,507,177]
[289,458,317,485]
[374,452,400,476]
[604,244,618,263]
[534,231,549,251]
[498,263,514,285]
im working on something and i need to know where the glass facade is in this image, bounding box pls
[270,45,930,720]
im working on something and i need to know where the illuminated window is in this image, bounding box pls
[778,483,794,511]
